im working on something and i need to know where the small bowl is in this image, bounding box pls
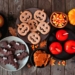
[30,49,50,68]
[50,12,68,28]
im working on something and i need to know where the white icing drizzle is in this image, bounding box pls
[7,44,11,48]
[3,57,7,60]
[16,42,19,45]
[17,53,20,56]
[3,49,7,53]
[14,59,17,62]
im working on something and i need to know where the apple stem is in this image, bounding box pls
[56,48,60,52]
[63,33,68,35]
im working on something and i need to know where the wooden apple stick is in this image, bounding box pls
[56,48,61,52]
[63,33,68,35]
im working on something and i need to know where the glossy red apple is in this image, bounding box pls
[64,40,75,54]
[49,42,62,55]
[56,29,68,41]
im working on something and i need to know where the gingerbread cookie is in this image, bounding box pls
[10,40,26,51]
[37,22,50,35]
[20,10,32,23]
[34,9,46,22]
[17,23,30,36]
[16,51,28,60]
[28,32,41,44]
[28,19,38,32]
[0,47,12,56]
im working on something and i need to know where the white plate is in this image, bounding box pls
[0,36,29,71]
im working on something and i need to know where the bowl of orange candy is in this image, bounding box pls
[50,12,68,28]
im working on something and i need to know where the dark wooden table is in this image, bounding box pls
[0,0,75,75]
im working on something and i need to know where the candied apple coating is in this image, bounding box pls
[34,50,50,67]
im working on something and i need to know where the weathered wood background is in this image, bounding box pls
[0,0,75,75]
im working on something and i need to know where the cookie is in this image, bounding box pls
[0,56,9,65]
[0,47,12,56]
[0,41,15,52]
[10,40,26,51]
[17,23,30,36]
[20,10,32,23]
[28,32,41,44]
[8,55,19,69]
[37,22,50,35]
[16,51,28,60]
[34,9,46,22]
[28,19,38,32]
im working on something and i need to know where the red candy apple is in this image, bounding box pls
[49,42,62,55]
[64,40,75,54]
[56,29,68,41]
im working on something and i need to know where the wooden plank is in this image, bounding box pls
[0,0,4,12]
[23,0,37,9]
[37,65,50,75]
[22,66,37,75]
[66,0,75,12]
[52,0,66,12]
[8,0,23,74]
[65,0,75,31]
[7,72,13,75]
[2,69,8,75]
[22,0,37,75]
[65,57,75,75]
[37,0,51,75]
[0,67,3,75]
[0,0,8,75]
[65,1,75,75]
[12,70,22,75]
[8,0,23,20]
[3,0,9,17]
[38,0,52,16]
[51,63,65,75]
[51,0,66,75]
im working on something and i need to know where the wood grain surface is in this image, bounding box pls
[0,0,75,75]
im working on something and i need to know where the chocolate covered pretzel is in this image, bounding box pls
[0,41,15,52]
[10,40,26,51]
[16,51,28,60]
[0,47,12,56]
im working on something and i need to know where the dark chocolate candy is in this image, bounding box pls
[8,55,19,69]
[0,47,12,56]
[0,41,15,52]
[10,41,26,51]
[16,51,28,60]
[0,56,9,65]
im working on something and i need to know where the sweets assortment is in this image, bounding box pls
[1,8,75,70]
